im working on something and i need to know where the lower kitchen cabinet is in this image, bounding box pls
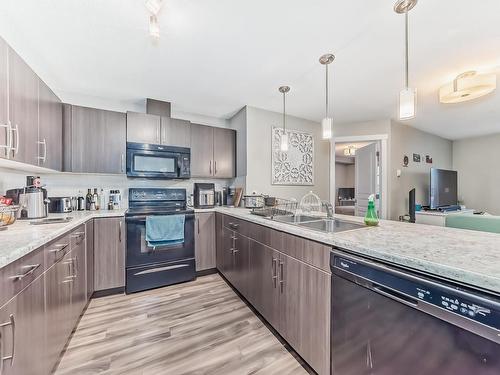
[94,217,126,291]
[0,274,45,375]
[85,220,94,299]
[195,212,216,271]
[217,215,331,375]
[215,213,224,271]
[70,226,87,322]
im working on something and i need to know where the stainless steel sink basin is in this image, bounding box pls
[273,215,323,224]
[297,218,365,233]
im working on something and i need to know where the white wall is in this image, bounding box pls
[452,133,500,215]
[335,163,355,189]
[245,106,330,201]
[390,120,453,220]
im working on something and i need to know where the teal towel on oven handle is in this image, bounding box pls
[145,214,185,247]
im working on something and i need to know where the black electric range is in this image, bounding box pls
[125,188,195,294]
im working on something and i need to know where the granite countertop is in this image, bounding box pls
[0,210,126,269]
[215,207,500,295]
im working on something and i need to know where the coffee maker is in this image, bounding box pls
[6,176,50,219]
[194,183,215,209]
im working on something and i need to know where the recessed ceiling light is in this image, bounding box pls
[439,71,497,104]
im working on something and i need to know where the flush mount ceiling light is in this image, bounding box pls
[439,71,497,104]
[394,0,418,120]
[319,53,335,140]
[343,146,356,156]
[145,0,164,39]
[279,86,291,152]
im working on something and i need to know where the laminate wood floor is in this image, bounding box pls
[54,274,309,375]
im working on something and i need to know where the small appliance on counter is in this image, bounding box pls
[48,197,72,213]
[194,183,215,209]
[243,194,265,209]
[6,176,50,220]
[109,190,122,210]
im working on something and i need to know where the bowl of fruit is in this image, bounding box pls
[0,196,19,229]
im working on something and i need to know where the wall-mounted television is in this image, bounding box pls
[430,168,458,209]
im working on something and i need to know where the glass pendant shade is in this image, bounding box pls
[280,131,289,152]
[322,117,333,140]
[399,87,416,120]
[149,15,160,38]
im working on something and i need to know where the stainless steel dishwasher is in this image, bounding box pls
[331,250,500,375]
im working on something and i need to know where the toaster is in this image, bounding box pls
[48,197,72,213]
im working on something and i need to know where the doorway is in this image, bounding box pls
[331,135,388,219]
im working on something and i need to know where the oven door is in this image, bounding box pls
[127,148,180,179]
[126,213,195,267]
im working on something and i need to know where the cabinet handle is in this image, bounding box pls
[119,220,122,242]
[36,138,47,164]
[196,218,200,234]
[9,264,40,282]
[271,257,278,288]
[11,124,19,157]
[49,243,69,255]
[0,122,12,158]
[0,314,15,368]
[73,255,78,279]
[120,154,125,173]
[231,248,239,255]
[209,160,212,175]
[279,260,285,293]
[229,223,239,230]
[214,160,217,175]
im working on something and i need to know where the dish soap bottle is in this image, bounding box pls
[364,194,379,226]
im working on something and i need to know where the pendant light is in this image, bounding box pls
[319,54,335,139]
[394,0,418,120]
[279,86,290,152]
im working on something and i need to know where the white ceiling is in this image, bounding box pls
[0,0,499,140]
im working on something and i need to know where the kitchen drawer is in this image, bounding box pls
[245,221,283,252]
[69,224,86,248]
[281,232,331,273]
[45,233,71,268]
[0,246,44,308]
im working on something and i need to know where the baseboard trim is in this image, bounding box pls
[196,268,218,277]
[92,287,125,298]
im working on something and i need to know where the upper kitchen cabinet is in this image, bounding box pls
[190,123,236,178]
[8,47,39,165]
[126,111,161,144]
[0,38,8,158]
[63,105,126,174]
[38,80,62,170]
[161,117,191,147]
[213,127,236,178]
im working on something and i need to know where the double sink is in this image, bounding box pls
[270,214,365,233]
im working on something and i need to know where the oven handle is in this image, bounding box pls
[126,213,194,223]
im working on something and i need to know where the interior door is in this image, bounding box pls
[355,143,378,217]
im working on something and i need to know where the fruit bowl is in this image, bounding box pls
[0,205,19,227]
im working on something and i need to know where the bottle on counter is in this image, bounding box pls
[86,189,93,210]
[364,194,379,226]
[99,189,106,211]
[93,188,99,210]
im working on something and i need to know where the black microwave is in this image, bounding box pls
[126,142,190,179]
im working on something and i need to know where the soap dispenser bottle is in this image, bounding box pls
[364,194,379,226]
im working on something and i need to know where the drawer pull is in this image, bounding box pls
[279,260,285,293]
[0,314,15,368]
[49,243,69,254]
[229,223,239,230]
[272,258,278,288]
[9,264,40,282]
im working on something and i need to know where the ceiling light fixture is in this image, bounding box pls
[279,86,291,152]
[344,146,356,156]
[145,0,164,39]
[394,0,418,120]
[439,71,497,104]
[319,53,335,140]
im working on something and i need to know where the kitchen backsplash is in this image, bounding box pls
[0,167,233,208]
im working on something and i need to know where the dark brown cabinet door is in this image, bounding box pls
[126,111,160,144]
[0,274,46,375]
[190,123,214,177]
[232,234,250,298]
[67,105,126,174]
[215,213,225,271]
[161,117,191,147]
[38,79,62,170]
[279,254,331,375]
[86,219,94,299]
[94,217,125,291]
[247,239,280,327]
[8,47,39,165]
[213,127,236,178]
[220,226,235,283]
[195,212,216,271]
[0,37,8,158]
